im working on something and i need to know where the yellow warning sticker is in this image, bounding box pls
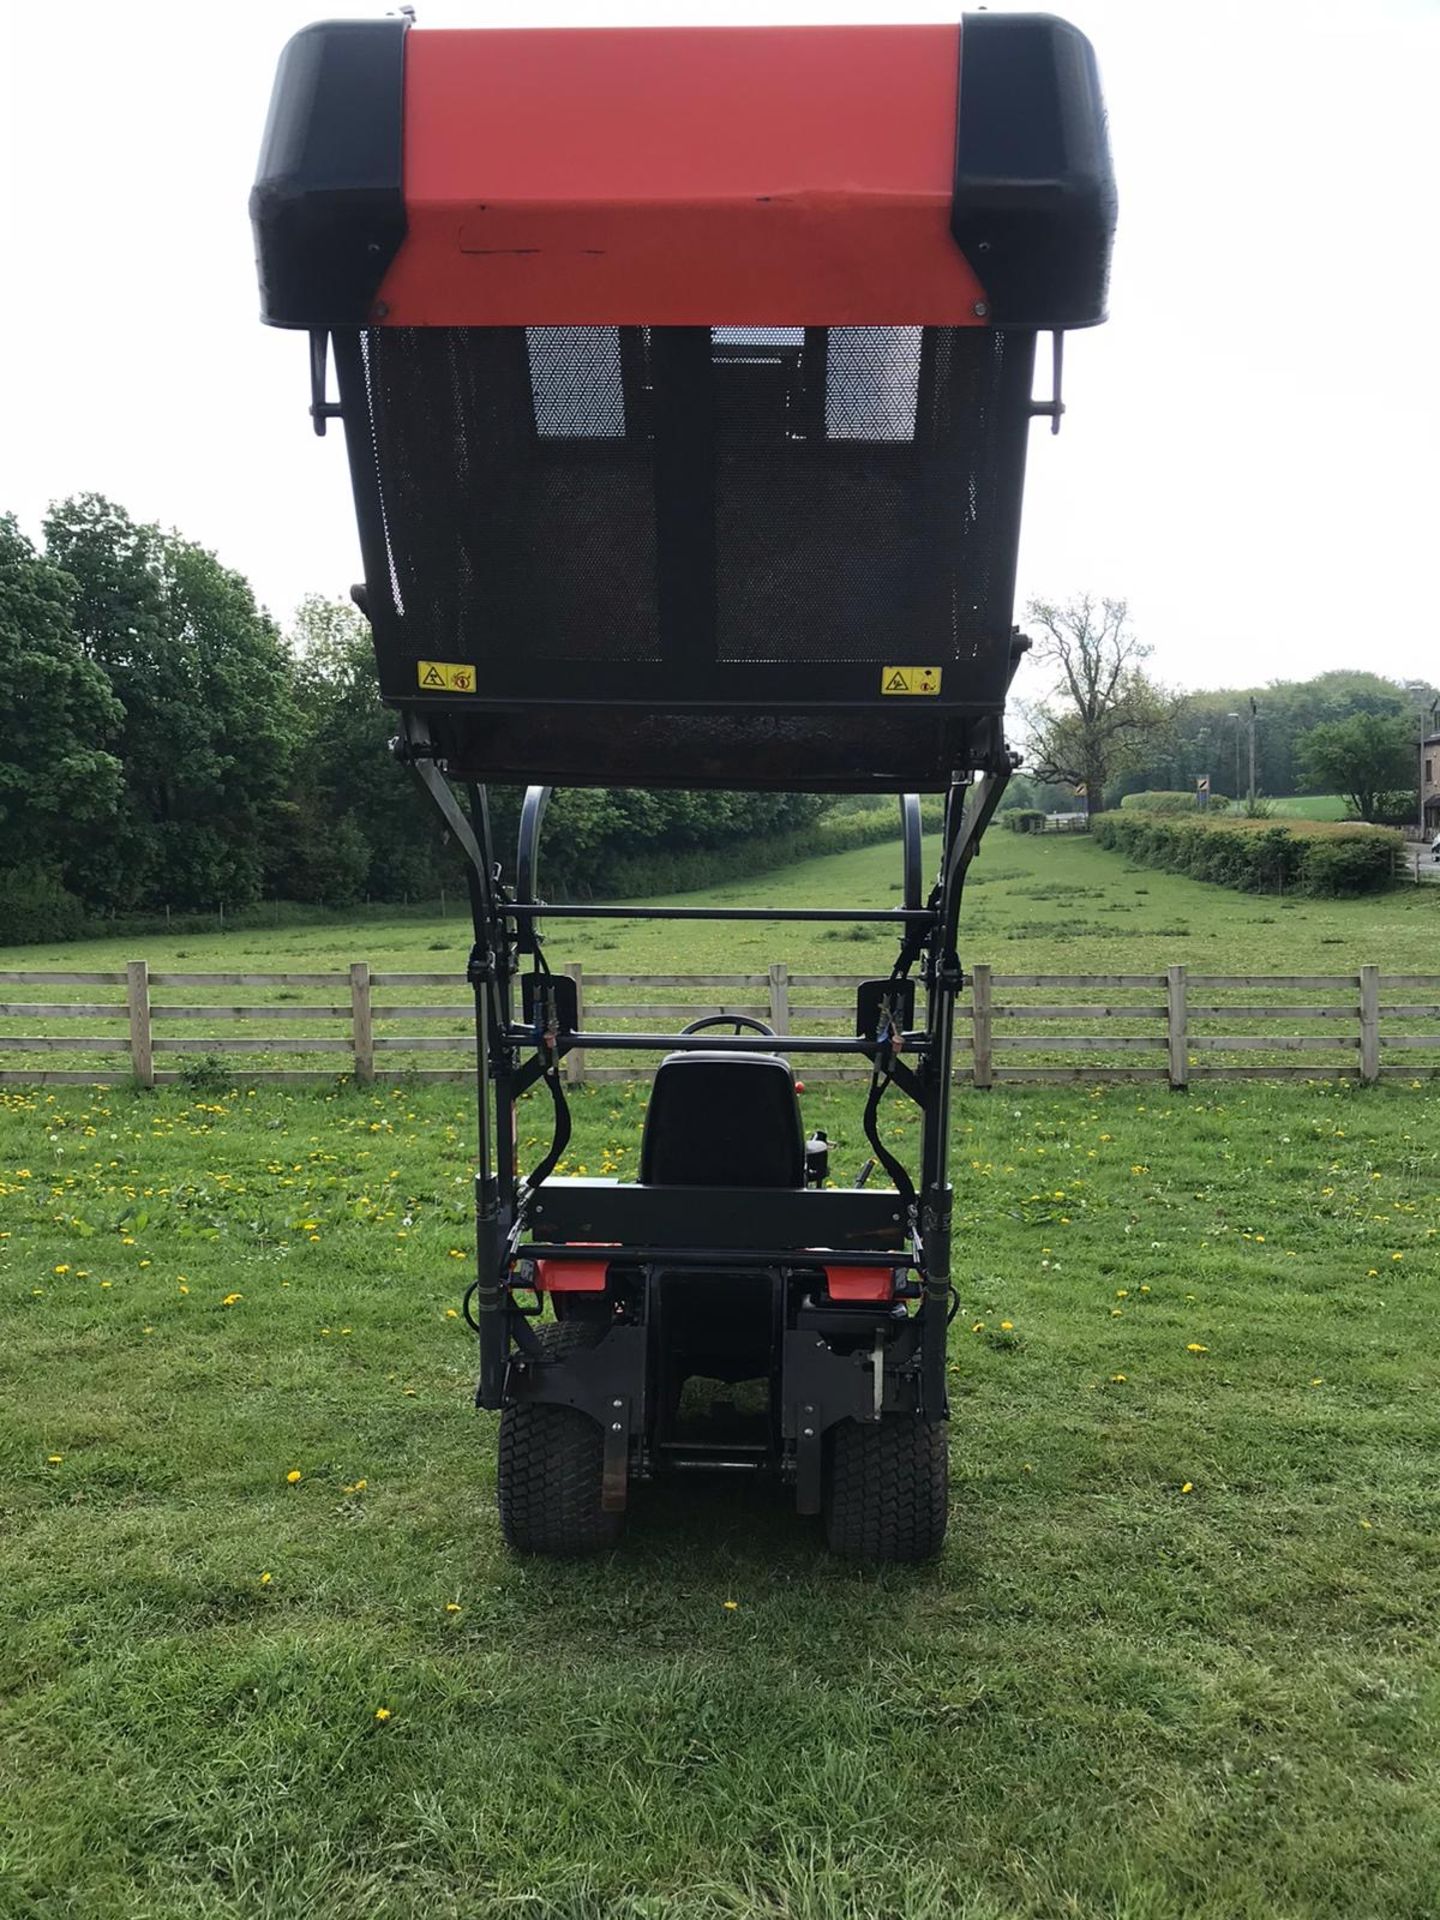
[881,666,942,696]
[417,660,478,695]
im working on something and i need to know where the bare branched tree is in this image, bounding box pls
[1022,595,1172,815]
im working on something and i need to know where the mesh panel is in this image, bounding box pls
[362,326,661,663]
[354,324,1029,680]
[713,327,1018,664]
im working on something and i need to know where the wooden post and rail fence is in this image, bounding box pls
[1,961,1437,1089]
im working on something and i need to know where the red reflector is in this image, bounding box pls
[533,1258,609,1293]
[825,1265,894,1303]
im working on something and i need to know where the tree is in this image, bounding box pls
[0,515,124,873]
[1295,712,1416,821]
[43,495,300,911]
[1022,597,1172,817]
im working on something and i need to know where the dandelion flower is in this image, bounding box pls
[971,1321,985,1333]
[445,1308,459,1319]
[222,1292,243,1307]
[1186,1343,1208,1354]
[1391,1252,1404,1262]
[444,1601,461,1614]
[1115,1289,1128,1299]
[286,1469,303,1485]
[53,1264,70,1274]
[374,1706,391,1722]
[723,1600,739,1612]
[1111,1308,1124,1317]
[47,1454,63,1465]
[260,1571,273,1586]
[1310,1377,1324,1387]
[1111,1374,1127,1384]
[1180,1481,1194,1495]
[178,1283,189,1295]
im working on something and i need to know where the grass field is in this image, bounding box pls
[2,1070,1438,1918]
[3,835,1439,1915]
[1267,795,1350,821]
[3,824,1437,984]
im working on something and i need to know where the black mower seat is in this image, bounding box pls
[639,1052,804,1189]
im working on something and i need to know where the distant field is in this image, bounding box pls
[2,825,1435,986]
[1268,794,1350,820]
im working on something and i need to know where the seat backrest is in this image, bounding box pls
[639,1052,804,1189]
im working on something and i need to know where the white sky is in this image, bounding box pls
[2,0,1437,699]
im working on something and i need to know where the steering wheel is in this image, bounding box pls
[679,1013,777,1038]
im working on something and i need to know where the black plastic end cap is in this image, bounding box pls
[251,17,409,329]
[952,12,1117,329]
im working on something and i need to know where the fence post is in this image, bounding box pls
[1359,964,1380,1084]
[768,961,791,1036]
[970,963,993,1089]
[565,962,585,1086]
[350,961,374,1083]
[1167,963,1189,1089]
[126,958,153,1089]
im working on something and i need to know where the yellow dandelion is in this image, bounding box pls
[53,1264,70,1274]
[1139,1285,1150,1294]
[1180,1481,1194,1495]
[445,1307,459,1319]
[971,1320,985,1333]
[1254,1235,1265,1244]
[1000,1320,1014,1331]
[1115,1289,1128,1299]
[1310,1377,1324,1387]
[178,1283,189,1295]
[444,1601,461,1614]
[1111,1307,1124,1317]
[100,1280,112,1290]
[286,1469,303,1485]
[222,1292,243,1306]
[374,1706,391,1723]
[1111,1374,1127,1384]
[260,1571,273,1586]
[1186,1343,1208,1354]
[47,1454,63,1465]
[1367,1268,1379,1277]
[1391,1252,1404,1262]
[723,1600,739,1612]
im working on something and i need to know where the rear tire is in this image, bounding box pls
[498,1322,624,1557]
[823,1415,948,1563]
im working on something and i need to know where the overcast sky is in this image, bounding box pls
[2,0,1436,700]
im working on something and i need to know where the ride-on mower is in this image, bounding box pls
[252,16,1114,1559]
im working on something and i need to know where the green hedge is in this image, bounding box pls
[1119,789,1231,814]
[1092,811,1400,896]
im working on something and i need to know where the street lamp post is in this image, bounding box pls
[1227,712,1241,803]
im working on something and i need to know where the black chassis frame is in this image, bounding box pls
[401,728,1015,1515]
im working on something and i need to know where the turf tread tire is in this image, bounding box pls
[823,1415,948,1563]
[498,1322,623,1558]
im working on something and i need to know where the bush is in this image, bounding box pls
[0,864,88,944]
[1119,790,1231,815]
[1092,813,1399,897]
[1003,809,1047,834]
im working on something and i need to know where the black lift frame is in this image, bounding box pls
[401,713,1018,1514]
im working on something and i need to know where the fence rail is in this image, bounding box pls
[1,961,1437,1088]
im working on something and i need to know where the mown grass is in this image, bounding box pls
[3,1070,1439,1918]
[1268,795,1350,821]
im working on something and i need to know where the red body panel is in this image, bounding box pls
[377,25,989,327]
